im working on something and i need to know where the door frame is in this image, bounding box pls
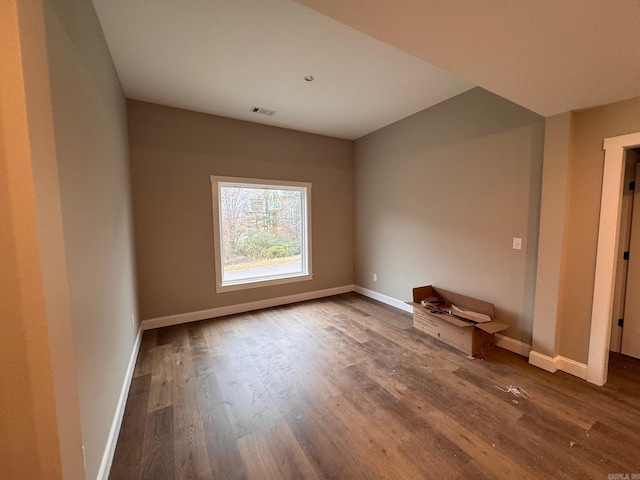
[588,131,640,386]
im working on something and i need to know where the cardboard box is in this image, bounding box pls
[409,285,510,356]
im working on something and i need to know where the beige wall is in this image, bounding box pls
[557,96,640,362]
[354,88,545,345]
[42,0,139,478]
[128,100,354,320]
[0,0,138,478]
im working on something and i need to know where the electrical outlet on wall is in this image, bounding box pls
[373,273,377,282]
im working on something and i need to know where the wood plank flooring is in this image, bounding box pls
[109,293,640,479]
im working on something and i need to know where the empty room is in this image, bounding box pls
[3,0,640,479]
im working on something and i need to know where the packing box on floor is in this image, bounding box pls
[409,285,510,356]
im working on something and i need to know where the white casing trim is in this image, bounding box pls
[141,285,354,330]
[529,350,588,380]
[97,327,143,480]
[588,131,640,386]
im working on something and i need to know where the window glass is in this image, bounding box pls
[211,176,312,292]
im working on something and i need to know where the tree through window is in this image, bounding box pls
[211,176,312,292]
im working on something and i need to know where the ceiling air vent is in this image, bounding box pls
[250,106,277,116]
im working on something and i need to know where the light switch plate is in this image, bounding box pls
[513,237,523,250]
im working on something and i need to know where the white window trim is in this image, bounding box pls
[210,175,313,293]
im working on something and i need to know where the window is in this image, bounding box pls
[210,176,312,292]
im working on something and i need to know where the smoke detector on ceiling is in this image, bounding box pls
[250,106,277,116]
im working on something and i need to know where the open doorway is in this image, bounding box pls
[588,133,640,385]
[610,148,640,358]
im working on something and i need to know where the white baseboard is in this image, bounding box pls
[141,285,354,330]
[352,285,413,313]
[97,327,143,480]
[556,356,588,380]
[528,350,558,372]
[495,333,531,357]
[529,350,587,380]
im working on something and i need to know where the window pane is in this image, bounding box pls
[218,183,306,286]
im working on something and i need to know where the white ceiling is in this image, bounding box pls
[94,0,640,141]
[295,0,640,117]
[92,0,474,140]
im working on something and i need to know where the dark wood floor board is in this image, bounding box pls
[235,370,279,433]
[487,346,638,412]
[110,293,640,480]
[212,353,262,439]
[338,294,404,322]
[327,392,436,480]
[249,314,343,401]
[316,365,465,478]
[387,363,525,437]
[172,350,211,479]
[187,324,217,378]
[452,363,597,431]
[457,353,640,443]
[332,300,373,321]
[355,355,411,400]
[197,373,248,480]
[320,323,372,367]
[587,420,640,471]
[315,303,374,344]
[284,352,343,401]
[228,353,331,479]
[169,325,192,354]
[453,459,496,480]
[273,309,359,371]
[139,329,157,350]
[608,353,640,392]
[331,364,414,437]
[331,366,470,478]
[269,388,368,480]
[423,369,594,478]
[140,405,175,480]
[397,437,466,480]
[351,335,466,401]
[400,389,536,479]
[404,356,602,478]
[516,410,630,477]
[418,362,612,478]
[332,304,431,356]
[201,317,237,355]
[147,344,174,412]
[259,416,320,480]
[237,430,285,480]
[156,325,186,348]
[274,385,386,480]
[229,312,260,339]
[133,332,157,378]
[108,374,151,480]
[248,346,296,396]
[346,363,474,475]
[245,309,290,340]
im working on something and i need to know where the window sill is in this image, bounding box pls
[215,272,313,293]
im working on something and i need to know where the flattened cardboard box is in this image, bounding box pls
[409,285,510,356]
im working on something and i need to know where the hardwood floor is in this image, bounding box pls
[109,293,640,479]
